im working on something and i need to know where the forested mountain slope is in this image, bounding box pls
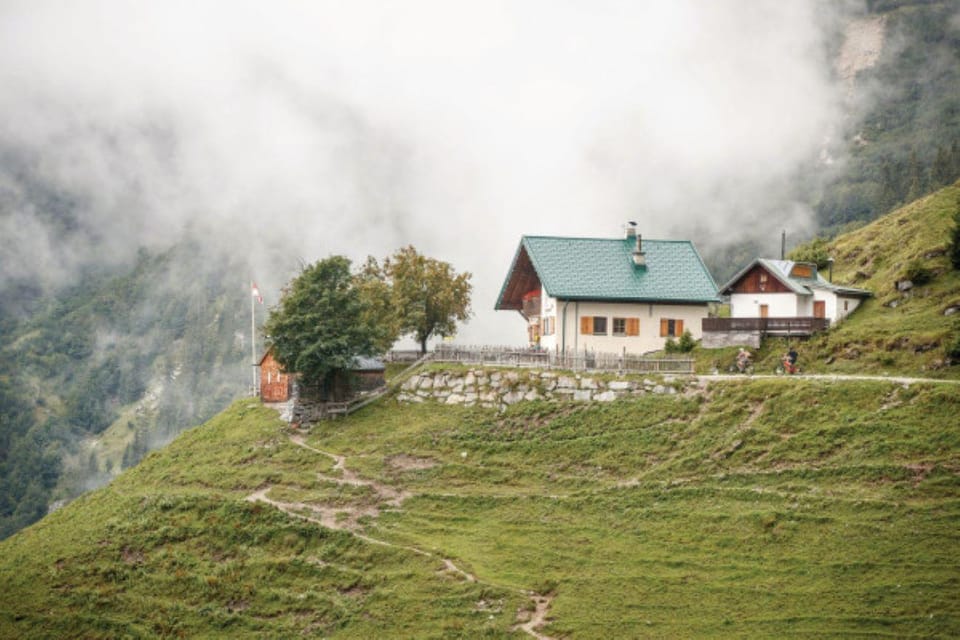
[0,241,257,539]
[817,0,960,231]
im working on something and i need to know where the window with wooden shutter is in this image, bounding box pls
[580,316,593,335]
[612,317,626,335]
[626,317,640,336]
[660,318,682,337]
[592,316,607,335]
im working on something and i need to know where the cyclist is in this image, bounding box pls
[785,346,799,374]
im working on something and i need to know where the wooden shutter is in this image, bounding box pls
[659,318,668,337]
[626,317,640,336]
[580,316,593,335]
[676,319,684,336]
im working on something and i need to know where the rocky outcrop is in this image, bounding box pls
[396,368,694,410]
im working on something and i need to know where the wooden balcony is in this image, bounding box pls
[702,316,830,336]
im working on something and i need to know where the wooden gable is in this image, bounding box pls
[729,264,792,294]
[496,245,542,311]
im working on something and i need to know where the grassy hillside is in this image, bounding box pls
[2,376,958,638]
[701,182,960,378]
[801,182,960,377]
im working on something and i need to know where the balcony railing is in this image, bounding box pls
[702,316,830,335]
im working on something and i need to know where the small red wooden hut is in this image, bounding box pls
[259,349,292,402]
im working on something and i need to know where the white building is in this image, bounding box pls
[722,259,871,323]
[701,258,872,348]
[495,228,720,355]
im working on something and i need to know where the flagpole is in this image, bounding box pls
[251,281,257,396]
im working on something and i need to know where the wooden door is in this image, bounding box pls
[813,300,826,318]
[759,304,769,319]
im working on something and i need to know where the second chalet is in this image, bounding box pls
[701,258,872,348]
[495,225,720,355]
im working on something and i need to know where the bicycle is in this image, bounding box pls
[728,361,754,375]
[775,355,800,375]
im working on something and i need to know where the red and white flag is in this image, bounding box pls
[251,282,263,304]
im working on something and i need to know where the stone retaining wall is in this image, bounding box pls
[701,330,761,349]
[266,384,347,425]
[397,368,696,410]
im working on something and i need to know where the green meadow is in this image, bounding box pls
[2,374,958,638]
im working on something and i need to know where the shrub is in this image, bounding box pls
[677,330,696,353]
[665,331,695,354]
[945,331,960,365]
[903,259,933,286]
[788,237,832,270]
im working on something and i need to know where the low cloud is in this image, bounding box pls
[0,0,860,343]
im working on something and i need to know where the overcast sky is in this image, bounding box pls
[0,0,859,344]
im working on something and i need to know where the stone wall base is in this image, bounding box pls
[701,331,761,349]
[397,368,697,411]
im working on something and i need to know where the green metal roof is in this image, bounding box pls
[496,235,720,308]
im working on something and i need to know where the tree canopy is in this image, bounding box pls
[264,248,471,392]
[378,246,472,354]
[263,256,383,388]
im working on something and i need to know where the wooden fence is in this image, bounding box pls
[430,344,694,374]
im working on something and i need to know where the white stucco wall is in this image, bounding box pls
[812,289,833,320]
[730,292,803,318]
[730,290,864,323]
[539,299,709,355]
[817,291,863,322]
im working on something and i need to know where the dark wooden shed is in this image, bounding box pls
[350,356,386,392]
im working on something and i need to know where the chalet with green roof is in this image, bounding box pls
[495,227,720,354]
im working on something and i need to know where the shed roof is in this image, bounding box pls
[720,258,872,298]
[496,235,720,309]
[351,356,385,371]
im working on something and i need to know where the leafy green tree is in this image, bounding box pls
[905,151,925,203]
[931,146,954,187]
[263,256,382,390]
[878,159,902,212]
[381,246,472,354]
[354,256,401,354]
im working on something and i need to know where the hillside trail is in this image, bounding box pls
[699,373,960,386]
[245,431,556,640]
